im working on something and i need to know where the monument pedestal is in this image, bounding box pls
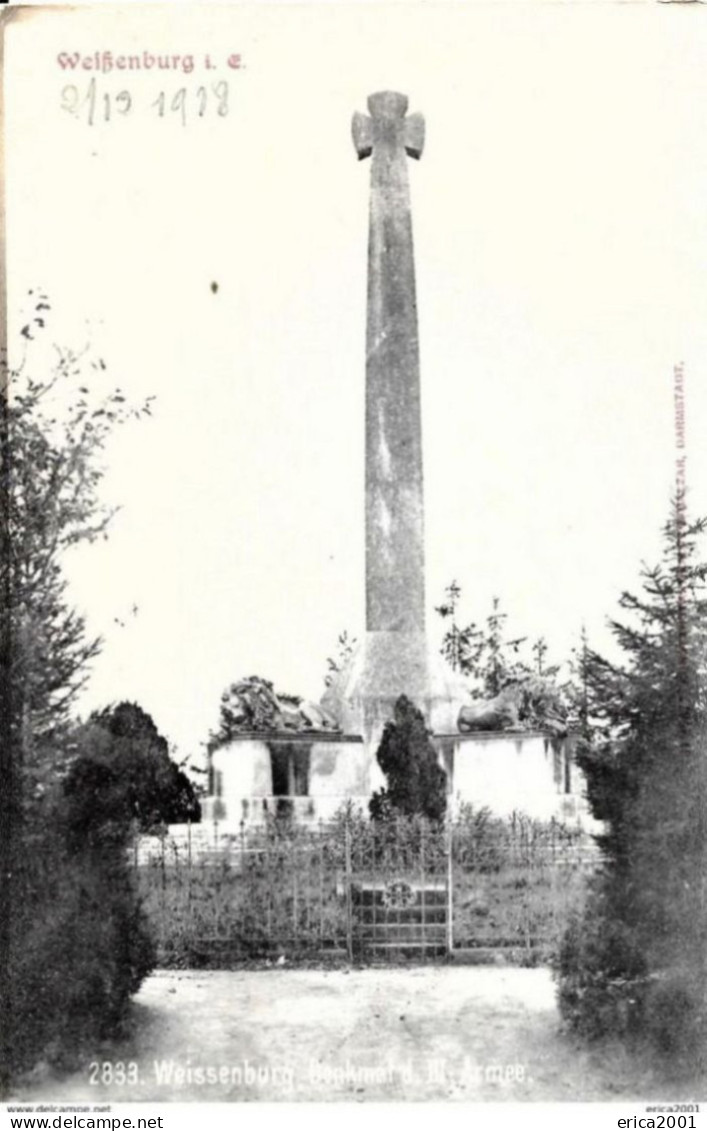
[322,632,471,749]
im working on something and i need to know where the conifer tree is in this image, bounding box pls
[369,696,447,821]
[435,581,484,676]
[436,587,528,691]
[556,503,707,1057]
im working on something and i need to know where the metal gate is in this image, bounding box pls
[344,819,451,958]
[133,814,594,965]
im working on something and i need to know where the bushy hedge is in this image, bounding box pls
[553,886,648,1041]
[9,758,156,1078]
[554,889,705,1071]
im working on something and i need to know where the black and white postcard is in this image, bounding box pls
[1,0,706,1115]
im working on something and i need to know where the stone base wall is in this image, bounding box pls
[443,732,594,827]
[203,730,594,830]
[207,736,371,827]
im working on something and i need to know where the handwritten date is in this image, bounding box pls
[61,78,229,125]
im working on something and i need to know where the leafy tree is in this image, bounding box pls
[7,305,152,794]
[68,702,201,834]
[369,695,447,821]
[0,303,155,1086]
[555,504,707,1060]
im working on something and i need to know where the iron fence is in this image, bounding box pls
[132,812,598,966]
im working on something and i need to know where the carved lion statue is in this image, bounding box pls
[457,674,568,736]
[219,676,340,736]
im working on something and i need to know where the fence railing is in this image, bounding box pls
[132,812,599,966]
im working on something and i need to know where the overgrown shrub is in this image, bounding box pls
[9,772,156,1077]
[554,889,648,1041]
[71,703,201,831]
[642,971,706,1070]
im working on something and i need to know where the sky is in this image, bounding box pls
[5,2,707,762]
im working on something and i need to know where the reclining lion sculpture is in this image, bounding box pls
[218,676,340,737]
[458,674,568,736]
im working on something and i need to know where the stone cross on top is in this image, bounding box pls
[352,91,425,164]
[352,90,427,656]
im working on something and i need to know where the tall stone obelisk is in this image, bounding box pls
[351,92,429,732]
[354,91,425,640]
[322,91,467,743]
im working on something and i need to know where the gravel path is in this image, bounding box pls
[15,966,701,1102]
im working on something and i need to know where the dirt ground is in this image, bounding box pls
[14,966,704,1102]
